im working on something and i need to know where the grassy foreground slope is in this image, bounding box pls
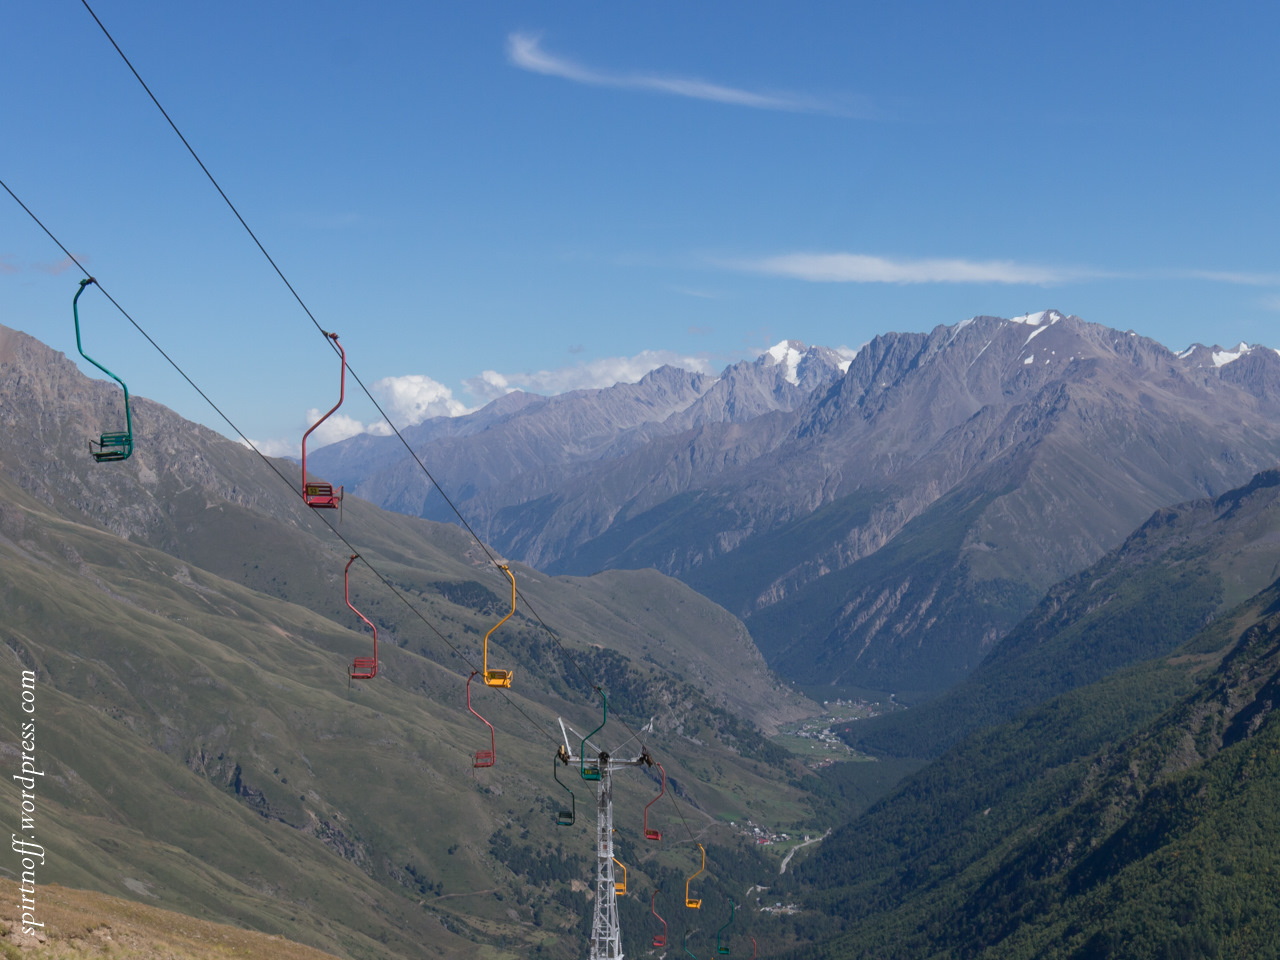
[0,880,337,959]
[0,459,827,958]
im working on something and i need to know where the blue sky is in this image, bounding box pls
[3,1,1278,453]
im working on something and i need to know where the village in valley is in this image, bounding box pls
[771,697,898,769]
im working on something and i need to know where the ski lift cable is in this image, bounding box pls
[75,8,726,847]
[75,0,668,763]
[0,176,560,752]
[8,171,688,852]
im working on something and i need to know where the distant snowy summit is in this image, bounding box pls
[1007,309,1067,326]
[758,338,855,385]
[942,310,1275,370]
[1177,341,1280,368]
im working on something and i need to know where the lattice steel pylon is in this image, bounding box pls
[559,718,650,960]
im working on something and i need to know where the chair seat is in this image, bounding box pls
[484,669,513,688]
[92,432,132,462]
[305,482,342,508]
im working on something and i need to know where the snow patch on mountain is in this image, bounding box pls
[1023,325,1050,347]
[1213,342,1252,367]
[947,317,977,344]
[1008,309,1064,327]
[765,340,806,385]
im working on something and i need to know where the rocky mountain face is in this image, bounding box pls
[310,340,850,522]
[850,467,1280,759]
[311,313,1280,697]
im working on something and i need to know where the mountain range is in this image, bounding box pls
[314,312,1280,696]
[9,308,1280,958]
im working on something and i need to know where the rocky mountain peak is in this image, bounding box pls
[757,339,853,387]
[1177,340,1278,368]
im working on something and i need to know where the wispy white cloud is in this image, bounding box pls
[507,32,854,116]
[34,256,80,276]
[304,410,387,448]
[246,401,401,458]
[726,252,1101,286]
[373,374,472,424]
[833,345,860,362]
[463,349,716,402]
[1177,268,1280,287]
[722,253,1280,288]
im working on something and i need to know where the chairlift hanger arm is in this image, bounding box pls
[580,688,608,781]
[686,842,706,909]
[652,889,669,947]
[553,748,575,826]
[73,278,133,462]
[301,332,344,508]
[466,670,496,767]
[344,554,377,679]
[644,754,667,841]
[716,898,735,955]
[482,565,516,687]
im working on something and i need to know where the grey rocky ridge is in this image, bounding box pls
[314,311,1280,697]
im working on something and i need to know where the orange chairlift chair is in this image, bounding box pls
[686,842,706,909]
[613,856,627,896]
[482,565,516,687]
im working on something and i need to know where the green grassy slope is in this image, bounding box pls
[0,458,818,959]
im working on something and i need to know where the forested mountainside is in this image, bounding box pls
[317,312,1280,696]
[782,574,1280,958]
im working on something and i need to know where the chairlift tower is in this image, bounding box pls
[559,719,650,960]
